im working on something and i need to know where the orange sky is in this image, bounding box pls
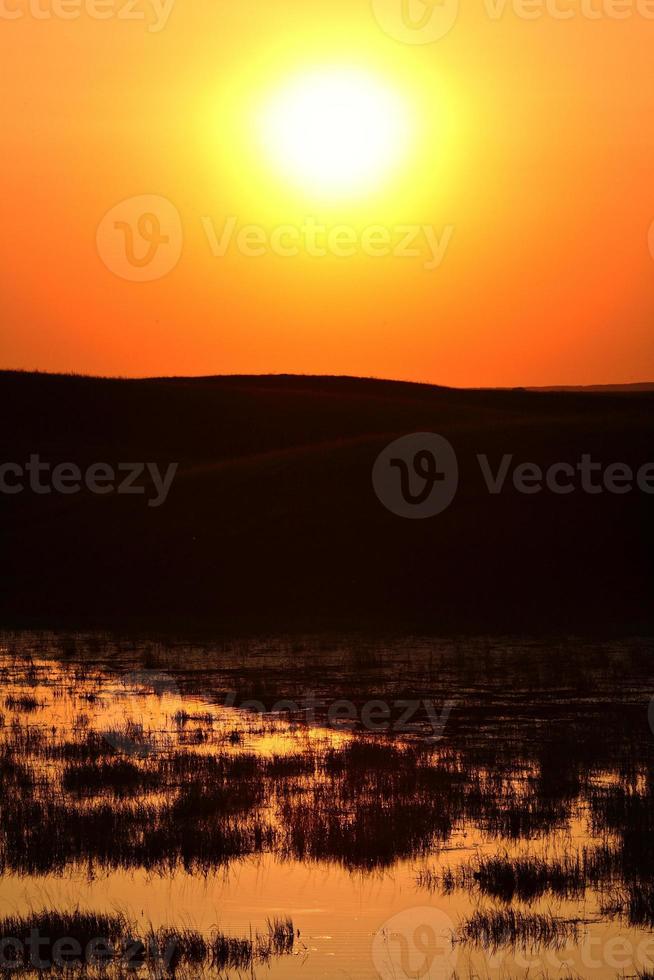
[1,1,654,386]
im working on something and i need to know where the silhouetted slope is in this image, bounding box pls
[2,371,653,634]
[529,382,654,392]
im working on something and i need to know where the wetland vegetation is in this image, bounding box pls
[0,632,652,977]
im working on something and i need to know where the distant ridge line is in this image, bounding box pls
[527,382,654,392]
[1,369,653,393]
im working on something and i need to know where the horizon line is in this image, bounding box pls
[1,368,654,393]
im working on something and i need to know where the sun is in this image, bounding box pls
[258,68,412,199]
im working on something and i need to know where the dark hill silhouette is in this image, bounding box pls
[528,382,654,393]
[1,370,653,634]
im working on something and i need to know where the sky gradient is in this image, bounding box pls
[2,0,654,386]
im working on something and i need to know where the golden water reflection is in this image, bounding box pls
[0,634,652,978]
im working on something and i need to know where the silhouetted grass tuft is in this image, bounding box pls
[457,908,579,951]
[0,910,295,974]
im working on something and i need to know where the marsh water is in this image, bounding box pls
[0,632,653,977]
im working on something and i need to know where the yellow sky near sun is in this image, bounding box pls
[1,0,654,385]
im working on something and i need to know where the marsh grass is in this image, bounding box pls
[426,847,621,902]
[0,910,295,974]
[62,760,153,797]
[4,695,41,712]
[0,635,653,960]
[602,884,654,928]
[456,908,580,952]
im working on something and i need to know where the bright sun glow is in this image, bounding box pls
[259,68,412,198]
